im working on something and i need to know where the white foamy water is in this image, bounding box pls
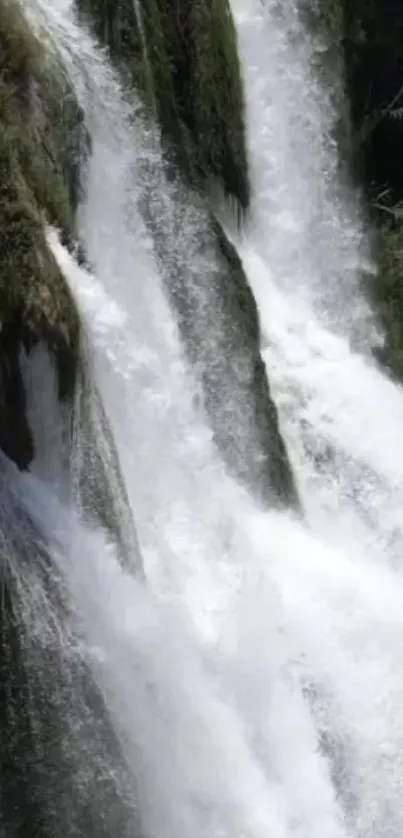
[233,0,378,345]
[16,0,403,836]
[234,0,403,562]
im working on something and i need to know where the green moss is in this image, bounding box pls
[0,0,85,399]
[0,1,88,237]
[76,0,250,212]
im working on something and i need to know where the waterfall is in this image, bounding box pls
[4,0,403,837]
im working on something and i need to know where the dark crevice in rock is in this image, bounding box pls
[0,316,34,471]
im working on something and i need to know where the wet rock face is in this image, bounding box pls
[142,178,300,509]
[187,220,298,509]
[0,0,89,237]
[71,357,143,573]
[0,462,141,838]
[75,0,250,213]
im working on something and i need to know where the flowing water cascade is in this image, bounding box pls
[4,0,403,837]
[234,0,403,565]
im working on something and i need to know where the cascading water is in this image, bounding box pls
[7,0,403,837]
[232,0,377,342]
[234,0,403,561]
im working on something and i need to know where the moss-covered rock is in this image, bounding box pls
[0,0,88,240]
[75,0,250,213]
[0,3,141,570]
[0,0,90,467]
[0,0,88,391]
[141,173,299,507]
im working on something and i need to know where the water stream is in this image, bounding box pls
[9,0,403,835]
